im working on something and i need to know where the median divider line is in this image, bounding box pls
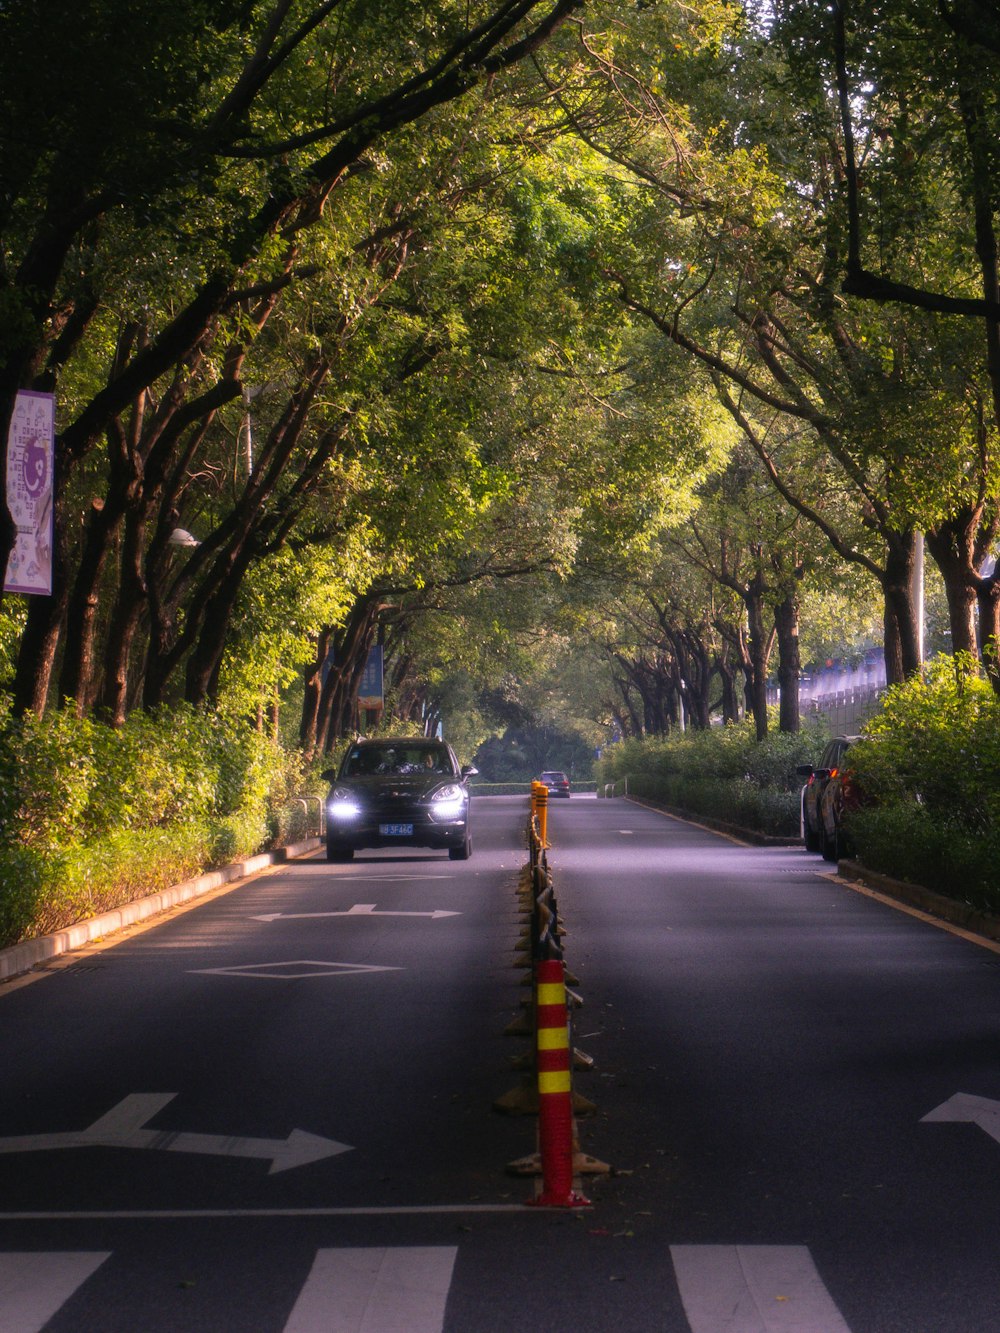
[497,781,609,1207]
[0,838,323,985]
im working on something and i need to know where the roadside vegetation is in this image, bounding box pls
[0,703,319,949]
[595,722,826,840]
[847,658,1000,914]
[3,3,1000,945]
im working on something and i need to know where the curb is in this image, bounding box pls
[0,837,323,984]
[622,795,800,847]
[837,859,1000,944]
[622,796,1000,946]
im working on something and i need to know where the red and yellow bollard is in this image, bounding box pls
[528,958,589,1207]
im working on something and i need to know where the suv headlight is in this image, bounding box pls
[327,786,362,820]
[430,783,465,819]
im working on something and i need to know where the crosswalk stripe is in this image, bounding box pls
[0,1252,110,1333]
[671,1245,852,1332]
[283,1247,458,1333]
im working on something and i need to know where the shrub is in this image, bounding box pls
[849,655,1000,834]
[844,655,1000,908]
[0,705,320,950]
[849,804,1000,915]
[596,721,826,837]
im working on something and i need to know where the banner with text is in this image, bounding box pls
[4,390,55,596]
[358,644,384,710]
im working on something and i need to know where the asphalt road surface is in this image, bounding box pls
[2,794,1000,1331]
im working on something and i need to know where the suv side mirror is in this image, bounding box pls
[320,768,336,782]
[461,765,478,778]
[795,764,814,777]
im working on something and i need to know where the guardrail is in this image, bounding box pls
[290,794,324,834]
[275,794,325,844]
[497,780,609,1206]
[600,775,629,799]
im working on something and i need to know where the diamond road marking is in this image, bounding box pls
[192,960,401,979]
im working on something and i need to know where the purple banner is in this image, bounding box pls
[4,390,55,596]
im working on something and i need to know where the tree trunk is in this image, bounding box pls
[926,513,995,659]
[184,547,256,707]
[58,501,118,713]
[715,651,741,724]
[745,577,772,741]
[315,597,381,751]
[773,593,801,733]
[98,505,150,723]
[299,627,332,759]
[882,532,919,685]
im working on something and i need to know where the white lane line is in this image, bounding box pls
[0,1252,110,1333]
[252,906,460,923]
[284,1247,458,1333]
[0,1205,527,1220]
[671,1245,852,1332]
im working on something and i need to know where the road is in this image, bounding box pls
[2,794,1000,1330]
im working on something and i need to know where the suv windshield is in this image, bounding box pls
[342,744,455,777]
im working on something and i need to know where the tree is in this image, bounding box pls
[1,0,585,712]
[548,0,999,689]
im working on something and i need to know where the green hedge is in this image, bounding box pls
[846,656,1000,911]
[0,703,319,950]
[623,772,801,838]
[848,804,1000,914]
[595,722,825,838]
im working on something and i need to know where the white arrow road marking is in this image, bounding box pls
[671,1246,852,1332]
[922,1091,1000,1144]
[0,1252,110,1333]
[0,1094,352,1175]
[193,960,401,979]
[252,904,461,923]
[284,1248,458,1333]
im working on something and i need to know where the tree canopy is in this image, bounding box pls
[4,0,1000,758]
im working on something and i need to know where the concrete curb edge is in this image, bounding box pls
[624,794,1000,945]
[621,794,799,846]
[0,836,323,983]
[837,858,1000,943]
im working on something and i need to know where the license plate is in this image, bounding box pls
[379,823,413,837]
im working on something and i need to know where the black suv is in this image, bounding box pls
[322,739,476,861]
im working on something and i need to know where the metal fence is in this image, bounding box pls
[766,681,885,735]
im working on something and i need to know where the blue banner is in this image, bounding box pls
[358,644,383,707]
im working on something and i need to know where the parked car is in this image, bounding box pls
[797,736,858,856]
[818,758,863,863]
[322,738,477,862]
[538,770,571,798]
